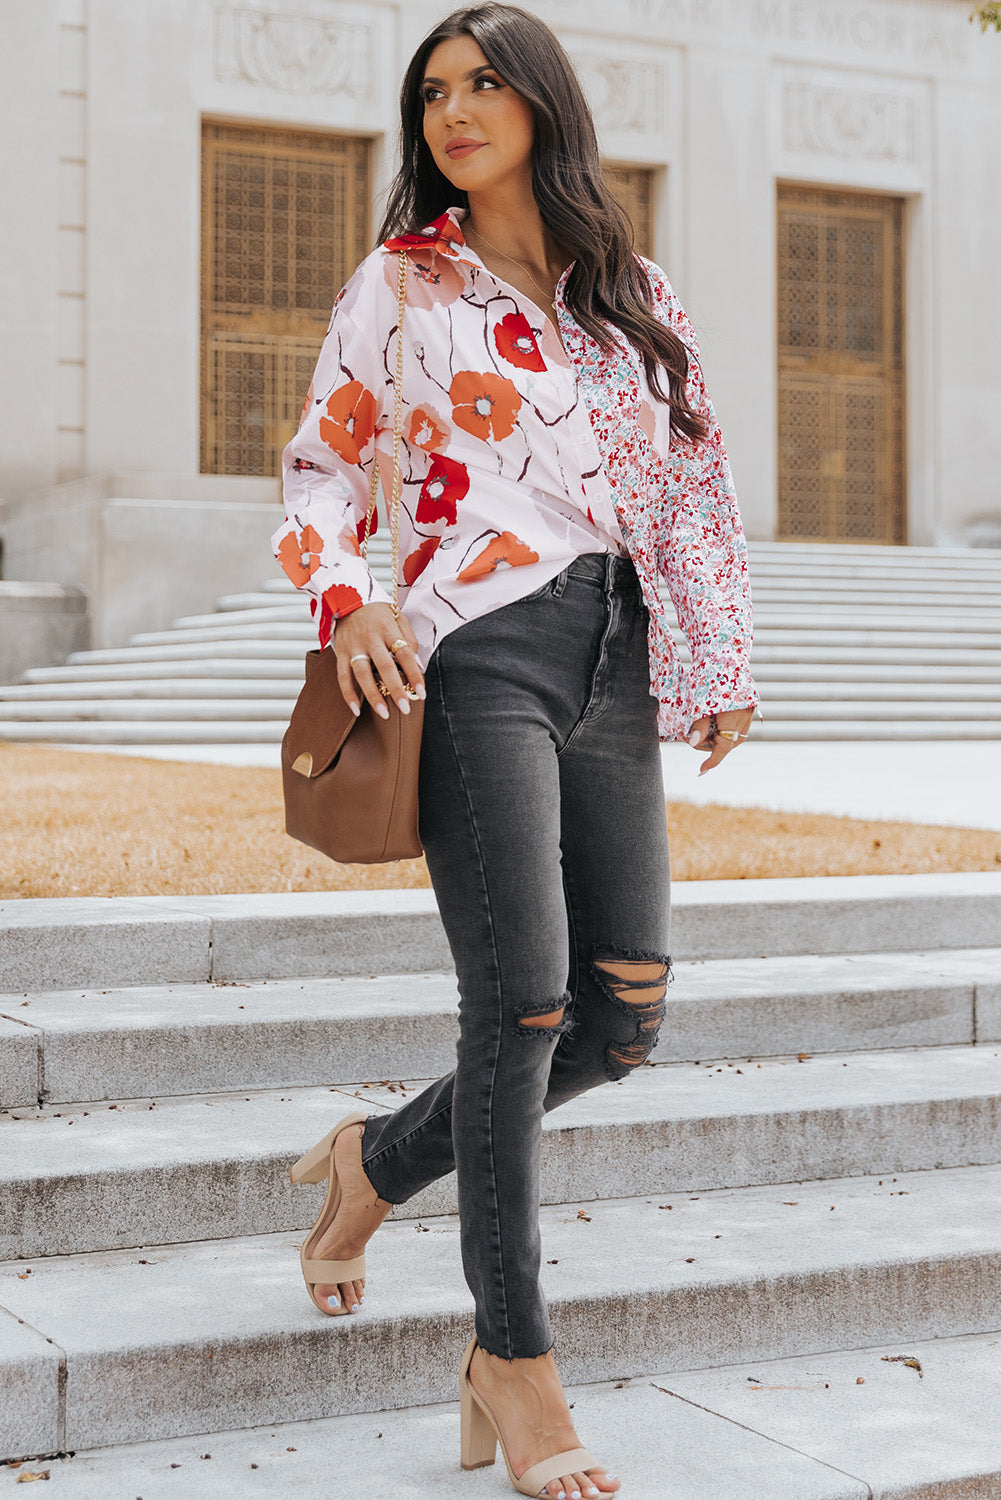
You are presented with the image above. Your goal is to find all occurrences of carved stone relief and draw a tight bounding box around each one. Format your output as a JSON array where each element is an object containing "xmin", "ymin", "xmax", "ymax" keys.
[
  {"xmin": 574, "ymin": 54, "xmax": 666, "ymax": 135},
  {"xmin": 783, "ymin": 82, "xmax": 916, "ymax": 163},
  {"xmin": 214, "ymin": 6, "xmax": 375, "ymax": 97}
]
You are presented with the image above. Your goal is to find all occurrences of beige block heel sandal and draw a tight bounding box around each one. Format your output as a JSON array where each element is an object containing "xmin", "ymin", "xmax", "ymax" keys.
[
  {"xmin": 289, "ymin": 1110, "xmax": 370, "ymax": 1316},
  {"xmin": 459, "ymin": 1336, "xmax": 603, "ymax": 1497}
]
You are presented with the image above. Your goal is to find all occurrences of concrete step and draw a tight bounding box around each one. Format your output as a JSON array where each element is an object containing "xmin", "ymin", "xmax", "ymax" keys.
[
  {"xmin": 2, "ymin": 877, "xmax": 999, "ymax": 990},
  {"xmin": 3, "ymin": 1161, "xmax": 1001, "ymax": 1453},
  {"xmin": 0, "ymin": 681, "xmax": 299, "ymax": 704},
  {"xmin": 749, "ymin": 660, "xmax": 1001, "ymax": 682},
  {"xmin": 7, "ymin": 717, "xmax": 992, "ymax": 742},
  {"xmin": 16, "ymin": 1328, "xmax": 1001, "ymax": 1500},
  {"xmin": 58, "ymin": 640, "xmax": 311, "ymax": 666},
  {"xmin": 128, "ymin": 622, "xmax": 316, "ymax": 645},
  {"xmin": 752, "ymin": 699, "xmax": 1001, "ymax": 719},
  {"xmin": 4, "ymin": 1045, "xmax": 1001, "ymax": 1260},
  {"xmin": 21, "ymin": 658, "xmax": 304, "ymax": 683},
  {"xmin": 733, "ymin": 681, "xmax": 1001, "ymax": 702},
  {"xmin": 747, "ymin": 636, "xmax": 1001, "ymax": 660},
  {"xmin": 751, "ymin": 618, "xmax": 1001, "ymax": 641},
  {"xmin": 172, "ymin": 604, "xmax": 311, "ymax": 629},
  {"xmin": 0, "ymin": 720, "xmax": 288, "ymax": 744},
  {"xmin": 752, "ymin": 578, "xmax": 1001, "ymax": 599},
  {"xmin": 747, "ymin": 719, "xmax": 1001, "ymax": 738},
  {"xmin": 746, "ymin": 539, "xmax": 1001, "ymax": 561},
  {"xmin": 0, "ymin": 697, "xmax": 295, "ymax": 721},
  {"xmin": 3, "ymin": 949, "xmax": 998, "ymax": 1108}
]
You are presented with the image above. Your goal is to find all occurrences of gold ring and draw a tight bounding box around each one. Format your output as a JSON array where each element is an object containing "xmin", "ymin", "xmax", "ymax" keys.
[
  {"xmin": 717, "ymin": 730, "xmax": 749, "ymax": 742},
  {"xmin": 388, "ymin": 639, "xmax": 410, "ymax": 654},
  {"xmin": 349, "ymin": 654, "xmax": 370, "ymax": 666}
]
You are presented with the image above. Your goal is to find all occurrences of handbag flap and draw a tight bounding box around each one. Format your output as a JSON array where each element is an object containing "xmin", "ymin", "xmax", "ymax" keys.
[{"xmin": 284, "ymin": 650, "xmax": 356, "ymax": 778}]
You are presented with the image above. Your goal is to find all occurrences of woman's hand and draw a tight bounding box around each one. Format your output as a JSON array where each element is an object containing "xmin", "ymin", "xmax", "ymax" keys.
[
  {"xmin": 687, "ymin": 706, "xmax": 755, "ymax": 776},
  {"xmin": 333, "ymin": 603, "xmax": 426, "ymax": 720}
]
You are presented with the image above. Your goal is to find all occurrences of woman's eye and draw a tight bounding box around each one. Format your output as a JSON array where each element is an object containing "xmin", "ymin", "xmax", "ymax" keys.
[{"xmin": 475, "ymin": 75, "xmax": 502, "ymax": 89}]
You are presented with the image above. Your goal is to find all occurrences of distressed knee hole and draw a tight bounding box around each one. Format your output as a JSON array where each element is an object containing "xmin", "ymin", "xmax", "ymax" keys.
[
  {"xmin": 591, "ymin": 951, "xmax": 672, "ymax": 1073},
  {"xmin": 519, "ymin": 1006, "xmax": 565, "ymax": 1029},
  {"xmin": 515, "ymin": 991, "xmax": 571, "ymax": 1037}
]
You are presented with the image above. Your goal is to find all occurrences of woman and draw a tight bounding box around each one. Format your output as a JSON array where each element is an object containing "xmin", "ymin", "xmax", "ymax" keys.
[{"xmin": 274, "ymin": 6, "xmax": 759, "ymax": 1496}]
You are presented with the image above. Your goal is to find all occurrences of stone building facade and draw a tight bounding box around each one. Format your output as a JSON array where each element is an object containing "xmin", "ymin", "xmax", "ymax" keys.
[{"xmin": 1, "ymin": 0, "xmax": 999, "ymax": 650}]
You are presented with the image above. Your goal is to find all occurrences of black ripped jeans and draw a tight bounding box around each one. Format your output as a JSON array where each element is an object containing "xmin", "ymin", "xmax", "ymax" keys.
[{"xmin": 359, "ymin": 552, "xmax": 672, "ymax": 1359}]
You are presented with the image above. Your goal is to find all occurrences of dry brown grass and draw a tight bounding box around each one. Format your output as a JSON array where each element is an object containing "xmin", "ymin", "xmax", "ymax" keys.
[{"xmin": 1, "ymin": 744, "xmax": 999, "ymax": 900}]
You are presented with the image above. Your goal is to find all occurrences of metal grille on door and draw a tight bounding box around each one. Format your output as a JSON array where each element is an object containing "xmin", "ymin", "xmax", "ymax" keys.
[
  {"xmin": 777, "ymin": 184, "xmax": 905, "ymax": 544},
  {"xmin": 603, "ymin": 164, "xmax": 655, "ymax": 259},
  {"xmin": 200, "ymin": 122, "xmax": 371, "ymax": 477}
]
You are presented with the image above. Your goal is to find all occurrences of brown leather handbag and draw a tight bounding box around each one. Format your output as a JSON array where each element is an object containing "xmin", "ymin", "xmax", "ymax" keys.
[{"xmin": 281, "ymin": 251, "xmax": 424, "ymax": 863}]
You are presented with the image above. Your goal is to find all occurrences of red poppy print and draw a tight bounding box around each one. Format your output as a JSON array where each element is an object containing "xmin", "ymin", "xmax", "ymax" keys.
[
  {"xmin": 406, "ymin": 405, "xmax": 450, "ymax": 453},
  {"xmin": 458, "ymin": 531, "xmax": 540, "ymax": 583},
  {"xmin": 338, "ymin": 523, "xmax": 363, "ymax": 558},
  {"xmin": 450, "ymin": 371, "xmax": 522, "ymax": 442},
  {"xmin": 298, "ymin": 379, "xmax": 315, "ymax": 429},
  {"xmin": 403, "ymin": 535, "xmax": 441, "ymax": 585},
  {"xmin": 384, "ymin": 211, "xmax": 463, "ymax": 259},
  {"xmin": 319, "ymin": 380, "xmax": 376, "ymax": 466},
  {"xmin": 416, "ymin": 455, "xmax": 470, "ymax": 526},
  {"xmin": 276, "ymin": 525, "xmax": 324, "ymax": 588},
  {"xmin": 493, "ymin": 313, "xmax": 546, "ymax": 372},
  {"xmin": 317, "ymin": 582, "xmax": 364, "ymax": 650}
]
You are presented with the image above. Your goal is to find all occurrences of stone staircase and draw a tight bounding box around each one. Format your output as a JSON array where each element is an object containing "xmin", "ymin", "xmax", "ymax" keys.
[
  {"xmin": 1, "ymin": 541, "xmax": 1000, "ymax": 745},
  {"xmin": 3, "ymin": 872, "xmax": 1001, "ymax": 1496}
]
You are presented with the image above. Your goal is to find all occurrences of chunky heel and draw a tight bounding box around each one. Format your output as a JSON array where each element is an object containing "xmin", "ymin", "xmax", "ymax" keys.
[
  {"xmin": 290, "ymin": 1111, "xmax": 370, "ymax": 1314},
  {"xmin": 289, "ymin": 1126, "xmax": 339, "ymax": 1186},
  {"xmin": 459, "ymin": 1337, "xmax": 497, "ymax": 1470},
  {"xmin": 458, "ymin": 1335, "xmax": 604, "ymax": 1496}
]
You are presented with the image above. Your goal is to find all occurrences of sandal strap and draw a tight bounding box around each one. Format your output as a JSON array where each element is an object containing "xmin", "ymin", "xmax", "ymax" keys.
[
  {"xmin": 302, "ymin": 1254, "xmax": 365, "ymax": 1281},
  {"xmin": 519, "ymin": 1448, "xmax": 600, "ymax": 1496}
]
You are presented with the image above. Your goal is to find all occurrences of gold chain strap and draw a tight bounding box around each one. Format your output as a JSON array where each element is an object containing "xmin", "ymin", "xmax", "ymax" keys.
[{"xmin": 360, "ymin": 249, "xmax": 408, "ymax": 619}]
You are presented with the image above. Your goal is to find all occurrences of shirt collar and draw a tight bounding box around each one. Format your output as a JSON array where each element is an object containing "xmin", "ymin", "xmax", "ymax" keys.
[{"xmin": 383, "ymin": 206, "xmax": 574, "ymax": 310}]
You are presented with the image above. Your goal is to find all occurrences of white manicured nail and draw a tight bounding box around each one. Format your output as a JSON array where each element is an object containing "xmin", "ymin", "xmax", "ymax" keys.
[
  {"xmin": 376, "ymin": 703, "xmax": 389, "ymax": 720},
  {"xmin": 350, "ymin": 701, "xmax": 361, "ymax": 717},
  {"xmin": 398, "ymin": 697, "xmax": 410, "ymax": 715}
]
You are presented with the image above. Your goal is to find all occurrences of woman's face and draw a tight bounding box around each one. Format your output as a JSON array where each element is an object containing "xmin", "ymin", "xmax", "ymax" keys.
[{"xmin": 421, "ymin": 35, "xmax": 535, "ymax": 197}]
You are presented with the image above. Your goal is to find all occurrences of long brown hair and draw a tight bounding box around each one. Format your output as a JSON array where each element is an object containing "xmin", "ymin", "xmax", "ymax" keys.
[{"xmin": 378, "ymin": 3, "xmax": 707, "ymax": 443}]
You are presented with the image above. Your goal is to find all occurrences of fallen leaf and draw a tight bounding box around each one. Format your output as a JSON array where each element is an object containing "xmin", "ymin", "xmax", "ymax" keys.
[
  {"xmin": 15, "ymin": 1473, "xmax": 50, "ymax": 1483},
  {"xmin": 577, "ymin": 1210, "xmax": 592, "ymax": 1222},
  {"xmin": 881, "ymin": 1355, "xmax": 923, "ymax": 1378}
]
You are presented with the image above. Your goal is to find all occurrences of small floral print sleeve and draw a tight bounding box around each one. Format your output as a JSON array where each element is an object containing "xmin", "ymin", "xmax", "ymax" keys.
[
  {"xmin": 271, "ymin": 271, "xmax": 394, "ymax": 649},
  {"xmin": 642, "ymin": 259, "xmax": 759, "ymax": 728}
]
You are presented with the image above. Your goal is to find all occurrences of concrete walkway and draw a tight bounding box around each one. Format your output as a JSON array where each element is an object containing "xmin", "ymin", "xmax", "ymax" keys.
[{"xmin": 66, "ymin": 739, "xmax": 1001, "ymax": 830}]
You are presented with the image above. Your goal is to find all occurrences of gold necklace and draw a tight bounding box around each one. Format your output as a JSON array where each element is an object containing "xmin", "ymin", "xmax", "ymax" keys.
[{"xmin": 466, "ymin": 224, "xmax": 559, "ymax": 311}]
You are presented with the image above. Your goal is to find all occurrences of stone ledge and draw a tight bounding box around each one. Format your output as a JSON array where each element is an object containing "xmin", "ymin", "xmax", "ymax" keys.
[
  {"xmin": 1, "ymin": 949, "xmax": 993, "ymax": 1106},
  {"xmin": 3, "ymin": 875, "xmax": 1001, "ymax": 989},
  {"xmin": 3, "ymin": 1163, "xmax": 1001, "ymax": 1450},
  {"xmin": 0, "ymin": 1308, "xmax": 61, "ymax": 1463},
  {"xmin": 3, "ymin": 1045, "xmax": 1001, "ymax": 1259}
]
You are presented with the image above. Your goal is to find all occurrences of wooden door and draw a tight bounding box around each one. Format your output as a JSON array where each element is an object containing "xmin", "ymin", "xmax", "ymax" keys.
[
  {"xmin": 200, "ymin": 121, "xmax": 371, "ymax": 477},
  {"xmin": 777, "ymin": 184, "xmax": 905, "ymax": 543},
  {"xmin": 604, "ymin": 163, "xmax": 655, "ymax": 258}
]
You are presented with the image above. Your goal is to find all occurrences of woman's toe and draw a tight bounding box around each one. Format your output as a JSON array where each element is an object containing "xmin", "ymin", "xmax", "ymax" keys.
[{"xmin": 316, "ymin": 1284, "xmax": 340, "ymax": 1312}]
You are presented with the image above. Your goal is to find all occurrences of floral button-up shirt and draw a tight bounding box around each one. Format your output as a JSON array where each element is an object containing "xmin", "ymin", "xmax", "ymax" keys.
[{"xmin": 272, "ymin": 207, "xmax": 758, "ymax": 740}]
